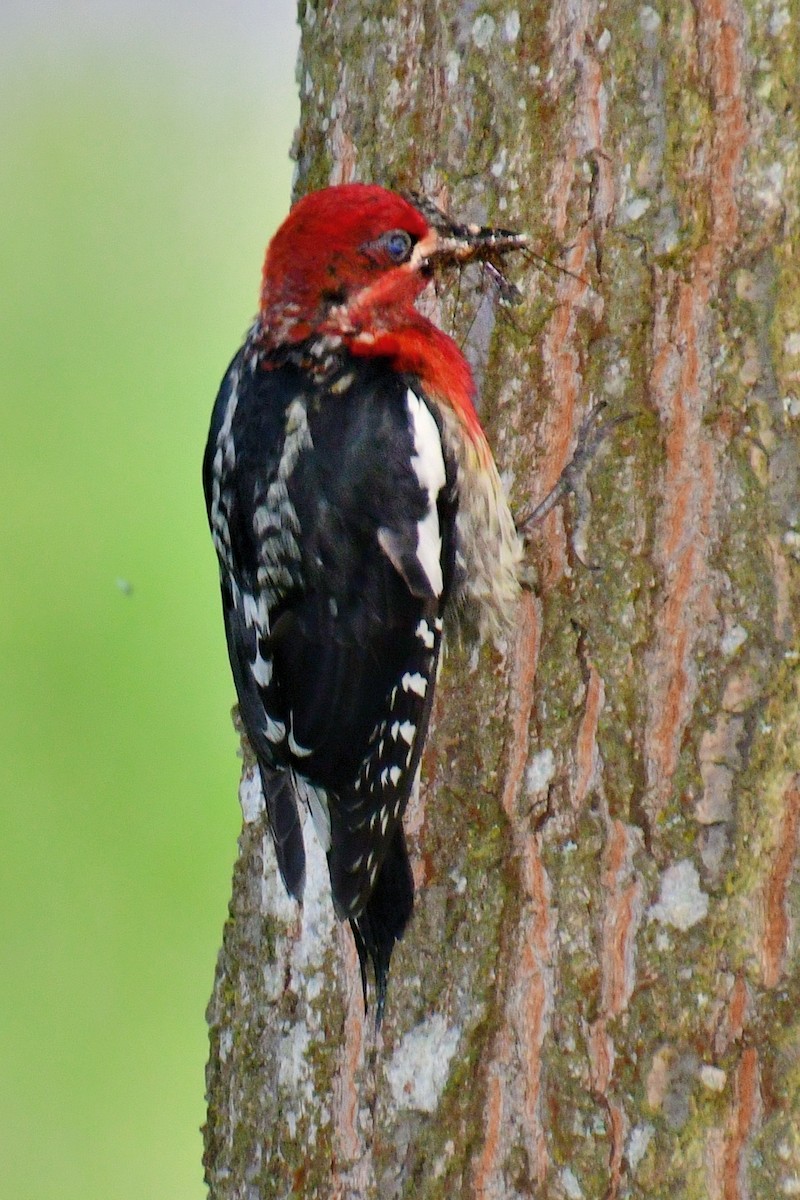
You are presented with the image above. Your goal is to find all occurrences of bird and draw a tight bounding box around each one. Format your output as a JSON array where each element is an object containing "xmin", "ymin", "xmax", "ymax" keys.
[{"xmin": 204, "ymin": 182, "xmax": 526, "ymax": 1021}]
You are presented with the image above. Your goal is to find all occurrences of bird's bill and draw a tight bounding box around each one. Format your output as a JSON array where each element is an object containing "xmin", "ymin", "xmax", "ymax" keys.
[{"xmin": 405, "ymin": 190, "xmax": 528, "ymax": 267}]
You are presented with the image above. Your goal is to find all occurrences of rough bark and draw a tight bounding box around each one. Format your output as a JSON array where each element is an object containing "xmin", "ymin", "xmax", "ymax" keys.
[{"xmin": 204, "ymin": 2, "xmax": 800, "ymax": 1197}]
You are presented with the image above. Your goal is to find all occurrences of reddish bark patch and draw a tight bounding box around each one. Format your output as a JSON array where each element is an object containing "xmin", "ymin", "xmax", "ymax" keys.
[
  {"xmin": 473, "ymin": 1059, "xmax": 507, "ymax": 1200},
  {"xmin": 474, "ymin": 594, "xmax": 554, "ymax": 1192},
  {"xmin": 722, "ymin": 1048, "xmax": 762, "ymax": 1200},
  {"xmin": 574, "ymin": 664, "xmax": 605, "ymax": 812},
  {"xmin": 331, "ymin": 929, "xmax": 369, "ymax": 1197},
  {"xmin": 761, "ymin": 776, "xmax": 800, "ymax": 989},
  {"xmin": 589, "ymin": 819, "xmax": 643, "ymax": 1197}
]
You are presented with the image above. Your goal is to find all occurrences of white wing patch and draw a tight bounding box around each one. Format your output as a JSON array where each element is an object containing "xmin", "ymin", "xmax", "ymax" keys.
[
  {"xmin": 288, "ymin": 717, "xmax": 313, "ymax": 758},
  {"xmin": 263, "ymin": 715, "xmax": 286, "ymax": 743},
  {"xmin": 390, "ymin": 719, "xmax": 416, "ymax": 745},
  {"xmin": 406, "ymin": 390, "xmax": 446, "ymax": 597},
  {"xmin": 250, "ymin": 648, "xmax": 272, "ymax": 687},
  {"xmin": 209, "ymin": 364, "xmax": 240, "ymax": 572},
  {"xmin": 401, "ymin": 671, "xmax": 428, "ymax": 698},
  {"xmin": 415, "ymin": 618, "xmax": 435, "ymax": 649}
]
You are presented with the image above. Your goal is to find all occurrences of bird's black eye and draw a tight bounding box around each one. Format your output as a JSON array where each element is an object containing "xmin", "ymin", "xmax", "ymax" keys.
[{"xmin": 382, "ymin": 229, "xmax": 414, "ymax": 263}]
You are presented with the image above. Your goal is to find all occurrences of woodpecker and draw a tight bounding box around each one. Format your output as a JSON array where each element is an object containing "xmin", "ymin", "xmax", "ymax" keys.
[{"xmin": 204, "ymin": 183, "xmax": 526, "ymax": 1021}]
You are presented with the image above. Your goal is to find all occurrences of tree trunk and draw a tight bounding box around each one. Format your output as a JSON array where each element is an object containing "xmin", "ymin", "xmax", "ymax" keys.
[{"xmin": 204, "ymin": 2, "xmax": 800, "ymax": 1197}]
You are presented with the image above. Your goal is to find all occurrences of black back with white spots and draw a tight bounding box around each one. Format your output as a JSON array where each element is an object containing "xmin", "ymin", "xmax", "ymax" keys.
[{"xmin": 203, "ymin": 344, "xmax": 457, "ymax": 1015}]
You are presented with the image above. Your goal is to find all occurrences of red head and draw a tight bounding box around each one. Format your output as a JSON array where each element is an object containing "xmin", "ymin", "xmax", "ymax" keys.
[
  {"xmin": 260, "ymin": 184, "xmax": 431, "ymax": 338},
  {"xmin": 258, "ymin": 183, "xmax": 526, "ymax": 450}
]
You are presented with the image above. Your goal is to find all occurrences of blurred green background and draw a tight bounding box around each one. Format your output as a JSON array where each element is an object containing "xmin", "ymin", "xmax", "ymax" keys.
[{"xmin": 0, "ymin": 3, "xmax": 298, "ymax": 1196}]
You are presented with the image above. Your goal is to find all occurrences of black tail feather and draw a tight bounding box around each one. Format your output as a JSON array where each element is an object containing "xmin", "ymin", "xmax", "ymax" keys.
[
  {"xmin": 259, "ymin": 764, "xmax": 306, "ymax": 900},
  {"xmin": 349, "ymin": 825, "xmax": 414, "ymax": 1026}
]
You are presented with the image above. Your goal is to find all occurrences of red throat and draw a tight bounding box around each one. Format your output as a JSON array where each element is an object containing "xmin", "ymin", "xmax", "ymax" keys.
[{"xmin": 345, "ymin": 315, "xmax": 489, "ymax": 457}]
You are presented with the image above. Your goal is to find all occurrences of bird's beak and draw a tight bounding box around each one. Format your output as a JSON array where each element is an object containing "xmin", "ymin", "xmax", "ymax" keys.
[
  {"xmin": 406, "ymin": 192, "xmax": 528, "ymax": 269},
  {"xmin": 429, "ymin": 224, "xmax": 529, "ymax": 265}
]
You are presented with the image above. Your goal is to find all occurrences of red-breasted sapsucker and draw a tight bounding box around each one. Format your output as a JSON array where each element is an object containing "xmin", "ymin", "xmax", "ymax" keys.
[{"xmin": 204, "ymin": 183, "xmax": 526, "ymax": 1020}]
